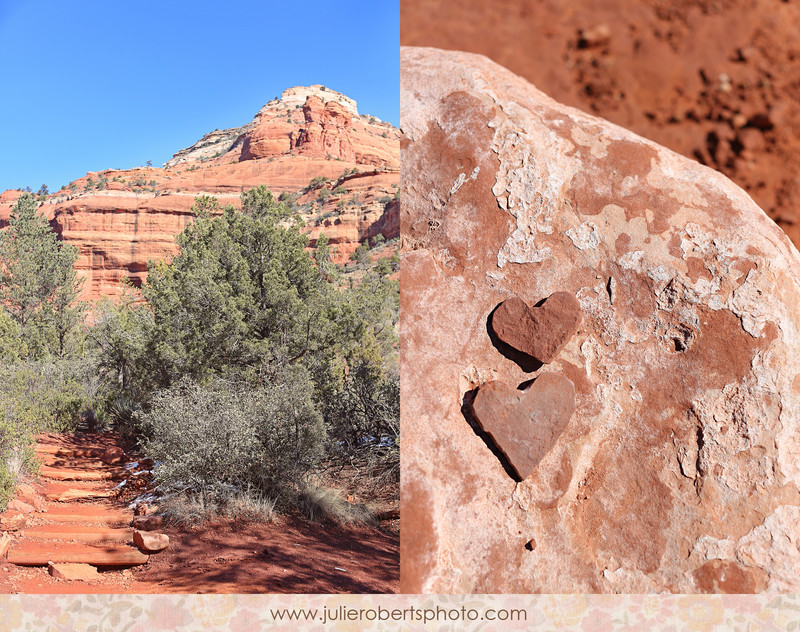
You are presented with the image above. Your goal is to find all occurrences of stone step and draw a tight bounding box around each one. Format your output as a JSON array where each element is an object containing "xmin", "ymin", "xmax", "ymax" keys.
[
  {"xmin": 8, "ymin": 542, "xmax": 149, "ymax": 566},
  {"xmin": 46, "ymin": 488, "xmax": 116, "ymax": 502},
  {"xmin": 40, "ymin": 467, "xmax": 125, "ymax": 482},
  {"xmin": 38, "ymin": 457, "xmax": 109, "ymax": 469},
  {"xmin": 39, "ymin": 508, "xmax": 132, "ymax": 526},
  {"xmin": 23, "ymin": 525, "xmax": 133, "ymax": 543},
  {"xmin": 35, "ymin": 447, "xmax": 106, "ymax": 459}
]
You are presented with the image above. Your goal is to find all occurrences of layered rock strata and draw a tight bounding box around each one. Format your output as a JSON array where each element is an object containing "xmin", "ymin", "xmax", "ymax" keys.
[
  {"xmin": 400, "ymin": 47, "xmax": 800, "ymax": 593},
  {"xmin": 1, "ymin": 85, "xmax": 399, "ymax": 300}
]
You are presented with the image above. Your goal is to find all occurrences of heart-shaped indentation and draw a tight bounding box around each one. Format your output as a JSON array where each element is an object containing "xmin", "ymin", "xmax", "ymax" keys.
[
  {"xmin": 491, "ymin": 292, "xmax": 582, "ymax": 364},
  {"xmin": 470, "ymin": 373, "xmax": 575, "ymax": 480}
]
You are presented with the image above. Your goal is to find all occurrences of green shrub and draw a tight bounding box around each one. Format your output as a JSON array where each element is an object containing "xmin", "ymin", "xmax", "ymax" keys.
[
  {"xmin": 141, "ymin": 369, "xmax": 325, "ymax": 501},
  {"xmin": 307, "ymin": 176, "xmax": 328, "ymax": 189}
]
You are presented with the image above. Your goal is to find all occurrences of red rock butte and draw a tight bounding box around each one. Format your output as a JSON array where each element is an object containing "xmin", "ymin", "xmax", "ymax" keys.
[{"xmin": 0, "ymin": 85, "xmax": 400, "ymax": 301}]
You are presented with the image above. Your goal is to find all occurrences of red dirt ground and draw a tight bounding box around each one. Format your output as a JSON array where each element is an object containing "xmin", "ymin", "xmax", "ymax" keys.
[
  {"xmin": 0, "ymin": 432, "xmax": 398, "ymax": 594},
  {"xmin": 402, "ymin": 0, "xmax": 800, "ymax": 247}
]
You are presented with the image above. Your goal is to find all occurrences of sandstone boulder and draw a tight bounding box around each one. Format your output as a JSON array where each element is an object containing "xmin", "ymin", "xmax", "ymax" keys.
[
  {"xmin": 400, "ymin": 47, "xmax": 800, "ymax": 593},
  {"xmin": 133, "ymin": 530, "xmax": 169, "ymax": 553}
]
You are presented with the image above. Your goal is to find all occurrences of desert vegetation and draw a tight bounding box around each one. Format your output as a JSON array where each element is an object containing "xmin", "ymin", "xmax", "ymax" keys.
[{"xmin": 0, "ymin": 187, "xmax": 399, "ymax": 524}]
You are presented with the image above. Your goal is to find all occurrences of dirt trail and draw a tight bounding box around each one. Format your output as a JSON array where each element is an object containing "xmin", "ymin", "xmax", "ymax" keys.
[{"xmin": 0, "ymin": 431, "xmax": 399, "ymax": 593}]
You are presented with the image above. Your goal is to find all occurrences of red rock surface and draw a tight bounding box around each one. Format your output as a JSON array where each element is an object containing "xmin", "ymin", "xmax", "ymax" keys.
[
  {"xmin": 491, "ymin": 293, "xmax": 582, "ymax": 364},
  {"xmin": 401, "ymin": 47, "xmax": 800, "ymax": 593},
  {"xmin": 470, "ymin": 374, "xmax": 576, "ymax": 480},
  {"xmin": 0, "ymin": 86, "xmax": 399, "ymax": 301},
  {"xmin": 402, "ymin": 0, "xmax": 800, "ymax": 249}
]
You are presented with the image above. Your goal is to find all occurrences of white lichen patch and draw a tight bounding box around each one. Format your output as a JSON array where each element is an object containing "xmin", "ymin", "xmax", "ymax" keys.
[
  {"xmin": 736, "ymin": 505, "xmax": 800, "ymax": 591},
  {"xmin": 618, "ymin": 250, "xmax": 645, "ymax": 271},
  {"xmin": 490, "ymin": 115, "xmax": 573, "ymax": 267},
  {"xmin": 449, "ymin": 166, "xmax": 480, "ymax": 196},
  {"xmin": 566, "ymin": 222, "xmax": 600, "ymax": 250},
  {"xmin": 693, "ymin": 535, "xmax": 736, "ymax": 560}
]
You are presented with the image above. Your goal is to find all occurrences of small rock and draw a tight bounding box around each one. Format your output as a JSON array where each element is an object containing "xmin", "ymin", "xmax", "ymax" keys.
[
  {"xmin": 0, "ymin": 512, "xmax": 26, "ymax": 531},
  {"xmin": 100, "ymin": 447, "xmax": 125, "ymax": 465},
  {"xmin": 14, "ymin": 484, "xmax": 46, "ymax": 511},
  {"xmin": 131, "ymin": 515, "xmax": 163, "ymax": 531},
  {"xmin": 0, "ymin": 533, "xmax": 11, "ymax": 558},
  {"xmin": 731, "ymin": 113, "xmax": 748, "ymax": 129},
  {"xmin": 133, "ymin": 530, "xmax": 169, "ymax": 552},
  {"xmin": 6, "ymin": 499, "xmax": 33, "ymax": 515},
  {"xmin": 138, "ymin": 458, "xmax": 155, "ymax": 469},
  {"xmin": 48, "ymin": 562, "xmax": 100, "ymax": 581},
  {"xmin": 134, "ymin": 503, "xmax": 149, "ymax": 516},
  {"xmin": 577, "ymin": 24, "xmax": 611, "ymax": 49}
]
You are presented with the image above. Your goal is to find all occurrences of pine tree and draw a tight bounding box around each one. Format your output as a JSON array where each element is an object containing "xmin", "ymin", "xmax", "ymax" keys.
[{"xmin": 0, "ymin": 193, "xmax": 84, "ymax": 358}]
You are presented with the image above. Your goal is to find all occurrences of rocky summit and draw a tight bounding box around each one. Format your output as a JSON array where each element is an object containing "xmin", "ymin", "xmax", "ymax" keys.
[
  {"xmin": 0, "ymin": 85, "xmax": 399, "ymax": 301},
  {"xmin": 400, "ymin": 47, "xmax": 800, "ymax": 593}
]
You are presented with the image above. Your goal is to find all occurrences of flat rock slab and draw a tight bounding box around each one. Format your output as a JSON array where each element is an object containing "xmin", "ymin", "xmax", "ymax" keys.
[
  {"xmin": 42, "ymin": 510, "xmax": 132, "ymax": 526},
  {"xmin": 46, "ymin": 489, "xmax": 115, "ymax": 502},
  {"xmin": 491, "ymin": 293, "xmax": 582, "ymax": 364},
  {"xmin": 35, "ymin": 447, "xmax": 106, "ymax": 459},
  {"xmin": 471, "ymin": 374, "xmax": 576, "ymax": 480},
  {"xmin": 8, "ymin": 542, "xmax": 149, "ymax": 566},
  {"xmin": 24, "ymin": 525, "xmax": 133, "ymax": 543},
  {"xmin": 40, "ymin": 467, "xmax": 125, "ymax": 482},
  {"xmin": 48, "ymin": 562, "xmax": 100, "ymax": 581}
]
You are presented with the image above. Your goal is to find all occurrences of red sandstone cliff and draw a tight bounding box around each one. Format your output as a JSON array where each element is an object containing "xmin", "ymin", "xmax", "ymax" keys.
[{"xmin": 0, "ymin": 86, "xmax": 399, "ymax": 301}]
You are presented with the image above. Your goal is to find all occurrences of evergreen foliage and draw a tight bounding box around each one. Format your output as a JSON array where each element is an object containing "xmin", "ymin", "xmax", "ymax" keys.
[
  {"xmin": 0, "ymin": 186, "xmax": 398, "ymax": 518},
  {"xmin": 0, "ymin": 193, "xmax": 84, "ymax": 359}
]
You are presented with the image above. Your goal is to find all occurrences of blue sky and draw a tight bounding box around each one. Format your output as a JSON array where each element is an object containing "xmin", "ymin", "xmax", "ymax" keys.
[{"xmin": 0, "ymin": 0, "xmax": 399, "ymax": 193}]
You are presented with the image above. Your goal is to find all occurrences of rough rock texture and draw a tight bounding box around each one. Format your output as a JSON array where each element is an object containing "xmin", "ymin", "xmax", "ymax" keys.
[
  {"xmin": 491, "ymin": 292, "xmax": 582, "ymax": 364},
  {"xmin": 0, "ymin": 86, "xmax": 399, "ymax": 301},
  {"xmin": 402, "ymin": 0, "xmax": 800, "ymax": 250},
  {"xmin": 400, "ymin": 47, "xmax": 800, "ymax": 594}
]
